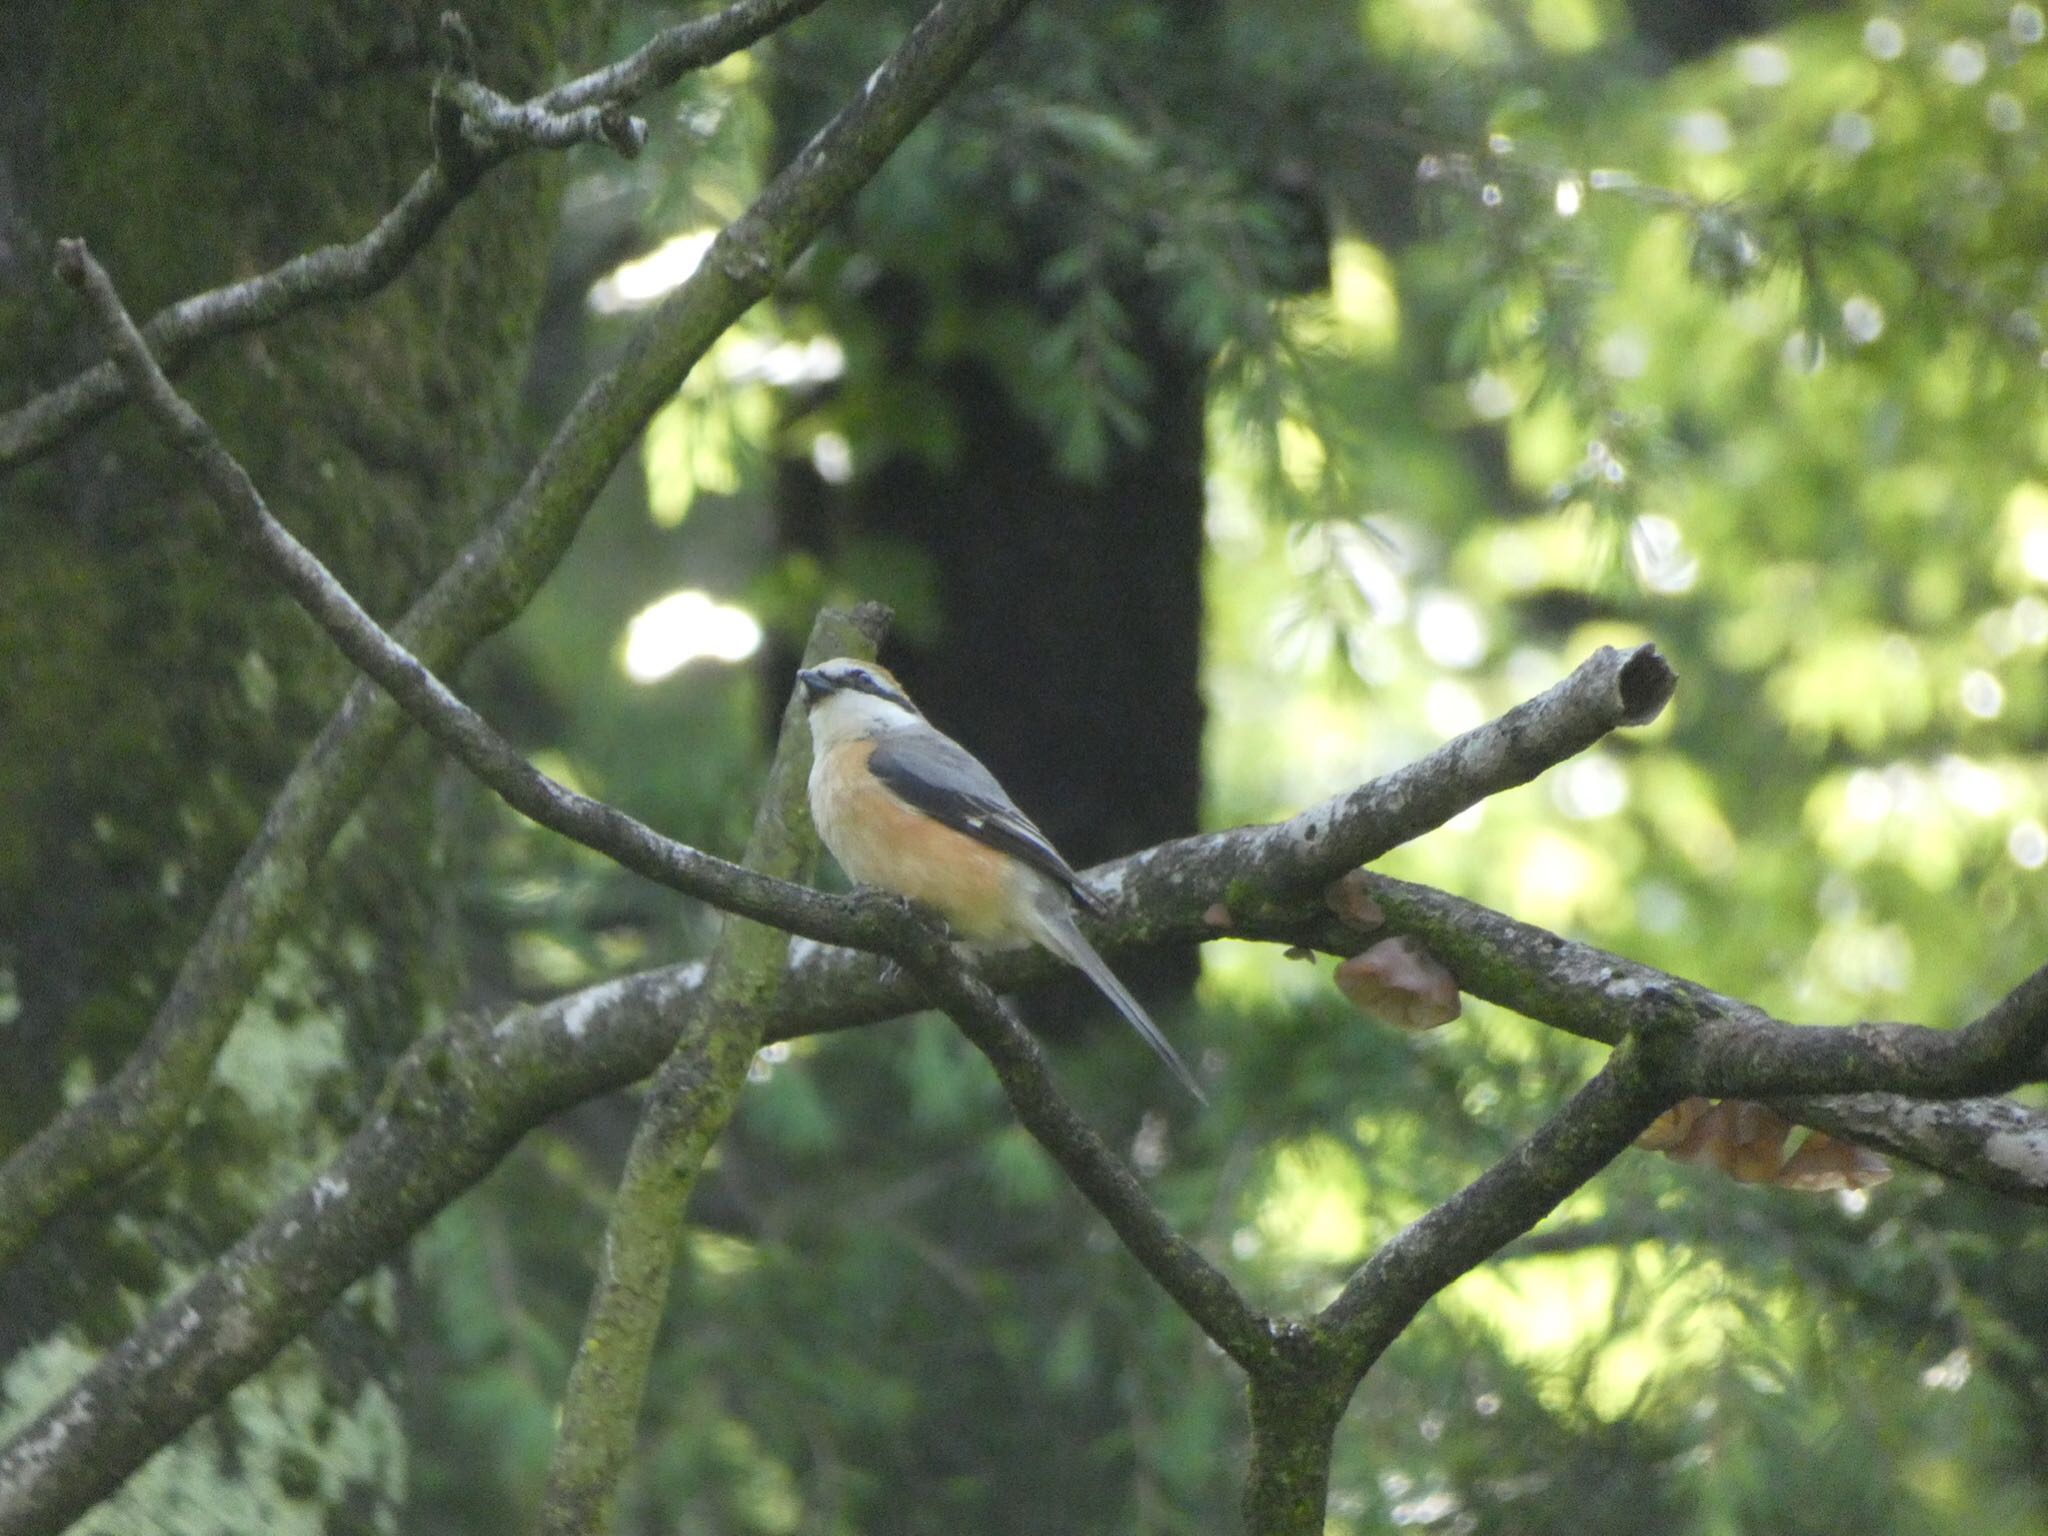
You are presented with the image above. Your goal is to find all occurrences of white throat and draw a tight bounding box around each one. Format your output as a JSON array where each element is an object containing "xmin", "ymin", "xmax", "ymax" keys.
[{"xmin": 807, "ymin": 689, "xmax": 921, "ymax": 752}]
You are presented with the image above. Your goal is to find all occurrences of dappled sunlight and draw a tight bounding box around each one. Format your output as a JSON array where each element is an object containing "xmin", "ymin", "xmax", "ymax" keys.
[
  {"xmin": 1769, "ymin": 629, "xmax": 1933, "ymax": 749},
  {"xmin": 1806, "ymin": 755, "xmax": 2037, "ymax": 890},
  {"xmin": 1326, "ymin": 239, "xmax": 1402, "ymax": 355},
  {"xmin": 1507, "ymin": 828, "xmax": 1627, "ymax": 929},
  {"xmin": 1449, "ymin": 1247, "xmax": 1751, "ymax": 1420},
  {"xmin": 1999, "ymin": 479, "xmax": 2048, "ymax": 584},
  {"xmin": 639, "ymin": 329, "xmax": 784, "ymax": 525},
  {"xmin": 586, "ymin": 230, "xmax": 718, "ymax": 314},
  {"xmin": 619, "ymin": 590, "xmax": 762, "ymax": 683},
  {"xmin": 1249, "ymin": 1134, "xmax": 1373, "ymax": 1268},
  {"xmin": 1197, "ymin": 939, "xmax": 1335, "ymax": 1016}
]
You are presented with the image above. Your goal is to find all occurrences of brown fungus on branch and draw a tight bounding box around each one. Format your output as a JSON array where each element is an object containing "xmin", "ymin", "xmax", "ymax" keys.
[
  {"xmin": 1335, "ymin": 937, "xmax": 1462, "ymax": 1031},
  {"xmin": 1773, "ymin": 1130, "xmax": 1893, "ymax": 1192},
  {"xmin": 1323, "ymin": 869, "xmax": 1385, "ymax": 932},
  {"xmin": 1638, "ymin": 1099, "xmax": 1891, "ymax": 1193}
]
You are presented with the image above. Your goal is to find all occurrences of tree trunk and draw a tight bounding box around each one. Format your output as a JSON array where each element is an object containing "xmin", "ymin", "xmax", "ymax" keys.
[
  {"xmin": 775, "ymin": 261, "xmax": 1210, "ymax": 970},
  {"xmin": 0, "ymin": 2, "xmax": 598, "ymax": 1529},
  {"xmin": 768, "ymin": 1, "xmax": 1241, "ymax": 1028},
  {"xmin": 1241, "ymin": 1376, "xmax": 1345, "ymax": 1536}
]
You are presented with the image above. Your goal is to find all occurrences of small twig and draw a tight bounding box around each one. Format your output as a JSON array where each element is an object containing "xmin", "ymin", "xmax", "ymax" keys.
[{"xmin": 439, "ymin": 76, "xmax": 651, "ymax": 159}]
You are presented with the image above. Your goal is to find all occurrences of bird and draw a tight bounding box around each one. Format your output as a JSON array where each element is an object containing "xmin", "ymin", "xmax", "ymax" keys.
[{"xmin": 799, "ymin": 657, "xmax": 1206, "ymax": 1102}]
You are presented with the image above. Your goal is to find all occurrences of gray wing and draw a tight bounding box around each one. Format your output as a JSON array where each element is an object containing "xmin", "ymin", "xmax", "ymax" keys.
[{"xmin": 867, "ymin": 731, "xmax": 1104, "ymax": 914}]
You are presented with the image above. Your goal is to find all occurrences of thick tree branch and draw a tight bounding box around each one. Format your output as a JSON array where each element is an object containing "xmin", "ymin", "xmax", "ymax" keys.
[
  {"xmin": 1241, "ymin": 1369, "xmax": 1349, "ymax": 1536},
  {"xmin": 1094, "ymin": 643, "xmax": 1676, "ymax": 933},
  {"xmin": 1360, "ymin": 875, "xmax": 2048, "ymax": 1103},
  {"xmin": 0, "ymin": 974, "xmax": 707, "ymax": 1536},
  {"xmin": 0, "ymin": 0, "xmax": 1030, "ymax": 1277},
  {"xmin": 0, "ymin": 0, "xmax": 831, "ymax": 469},
  {"xmin": 537, "ymin": 606, "xmax": 883, "ymax": 1536}
]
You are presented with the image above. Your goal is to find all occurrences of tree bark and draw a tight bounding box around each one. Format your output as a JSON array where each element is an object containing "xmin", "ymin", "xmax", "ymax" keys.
[
  {"xmin": 0, "ymin": 2, "xmax": 599, "ymax": 1529},
  {"xmin": 1241, "ymin": 1374, "xmax": 1346, "ymax": 1536}
]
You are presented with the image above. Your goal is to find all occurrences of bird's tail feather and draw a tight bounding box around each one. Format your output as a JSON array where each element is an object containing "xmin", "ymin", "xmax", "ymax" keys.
[{"xmin": 1033, "ymin": 911, "xmax": 1207, "ymax": 1105}]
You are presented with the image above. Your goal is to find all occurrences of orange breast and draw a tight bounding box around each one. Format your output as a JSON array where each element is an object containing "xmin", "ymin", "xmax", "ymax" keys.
[{"xmin": 813, "ymin": 739, "xmax": 1028, "ymax": 940}]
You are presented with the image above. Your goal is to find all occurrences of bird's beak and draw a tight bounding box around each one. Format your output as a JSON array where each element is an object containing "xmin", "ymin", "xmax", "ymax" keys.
[{"xmin": 797, "ymin": 668, "xmax": 831, "ymax": 704}]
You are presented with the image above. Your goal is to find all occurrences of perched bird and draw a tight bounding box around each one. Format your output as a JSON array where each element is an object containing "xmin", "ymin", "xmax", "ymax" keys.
[{"xmin": 799, "ymin": 657, "xmax": 1205, "ymax": 1102}]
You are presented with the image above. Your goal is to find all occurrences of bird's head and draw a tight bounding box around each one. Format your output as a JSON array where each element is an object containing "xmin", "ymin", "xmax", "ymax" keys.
[{"xmin": 798, "ymin": 657, "xmax": 921, "ymax": 741}]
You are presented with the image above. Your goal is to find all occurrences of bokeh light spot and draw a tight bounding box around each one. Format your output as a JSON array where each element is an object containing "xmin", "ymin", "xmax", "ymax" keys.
[{"xmin": 621, "ymin": 590, "xmax": 763, "ymax": 682}]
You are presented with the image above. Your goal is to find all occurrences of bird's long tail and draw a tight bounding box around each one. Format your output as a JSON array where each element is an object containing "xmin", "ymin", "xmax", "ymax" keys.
[{"xmin": 1031, "ymin": 909, "xmax": 1207, "ymax": 1104}]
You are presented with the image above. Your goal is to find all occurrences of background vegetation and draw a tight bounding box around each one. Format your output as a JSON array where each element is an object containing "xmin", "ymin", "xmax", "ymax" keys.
[
  {"xmin": 6, "ymin": 0, "xmax": 2047, "ymax": 1532},
  {"xmin": 445, "ymin": 2, "xmax": 2048, "ymax": 1530}
]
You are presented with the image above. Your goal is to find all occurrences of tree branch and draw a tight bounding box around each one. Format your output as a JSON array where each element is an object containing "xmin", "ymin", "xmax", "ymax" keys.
[
  {"xmin": 0, "ymin": 0, "xmax": 1031, "ymax": 1277},
  {"xmin": 537, "ymin": 606, "xmax": 884, "ymax": 1536},
  {"xmin": 905, "ymin": 939, "xmax": 1279, "ymax": 1372},
  {"xmin": 1359, "ymin": 875, "xmax": 2048, "ymax": 1103},
  {"xmin": 0, "ymin": 0, "xmax": 832, "ymax": 469},
  {"xmin": 1095, "ymin": 643, "xmax": 1676, "ymax": 932},
  {"xmin": 439, "ymin": 76, "xmax": 651, "ymax": 159}
]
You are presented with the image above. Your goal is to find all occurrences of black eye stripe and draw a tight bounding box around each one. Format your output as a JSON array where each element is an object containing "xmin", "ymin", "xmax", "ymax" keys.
[
  {"xmin": 833, "ymin": 671, "xmax": 910, "ymax": 709},
  {"xmin": 848, "ymin": 674, "xmax": 910, "ymax": 708}
]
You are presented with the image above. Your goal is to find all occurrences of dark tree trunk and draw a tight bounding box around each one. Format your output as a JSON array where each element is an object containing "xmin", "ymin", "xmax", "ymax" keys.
[
  {"xmin": 767, "ymin": 1, "xmax": 1254, "ymax": 1034},
  {"xmin": 775, "ymin": 264, "xmax": 1209, "ymax": 916}
]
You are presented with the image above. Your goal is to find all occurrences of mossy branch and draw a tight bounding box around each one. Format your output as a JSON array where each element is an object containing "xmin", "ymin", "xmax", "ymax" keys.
[{"xmin": 536, "ymin": 605, "xmax": 886, "ymax": 1536}]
